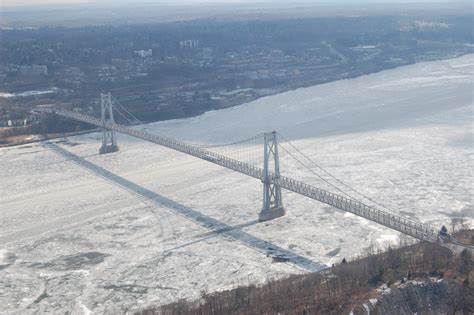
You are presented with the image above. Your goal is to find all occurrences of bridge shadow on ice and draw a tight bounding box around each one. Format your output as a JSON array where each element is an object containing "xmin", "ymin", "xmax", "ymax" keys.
[{"xmin": 44, "ymin": 141, "xmax": 325, "ymax": 272}]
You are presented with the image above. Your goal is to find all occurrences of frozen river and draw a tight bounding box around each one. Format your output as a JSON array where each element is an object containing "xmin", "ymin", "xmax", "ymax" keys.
[{"xmin": 0, "ymin": 55, "xmax": 473, "ymax": 314}]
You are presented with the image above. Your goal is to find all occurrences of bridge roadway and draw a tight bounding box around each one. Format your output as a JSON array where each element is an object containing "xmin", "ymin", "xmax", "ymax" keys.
[{"xmin": 51, "ymin": 109, "xmax": 461, "ymax": 245}]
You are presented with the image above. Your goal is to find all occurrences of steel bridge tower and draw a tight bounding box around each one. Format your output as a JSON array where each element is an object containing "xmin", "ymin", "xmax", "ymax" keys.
[
  {"xmin": 259, "ymin": 131, "xmax": 285, "ymax": 222},
  {"xmin": 99, "ymin": 92, "xmax": 119, "ymax": 154}
]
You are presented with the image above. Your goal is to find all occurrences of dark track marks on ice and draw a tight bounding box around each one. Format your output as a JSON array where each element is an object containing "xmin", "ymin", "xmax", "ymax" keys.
[{"xmin": 44, "ymin": 141, "xmax": 325, "ymax": 272}]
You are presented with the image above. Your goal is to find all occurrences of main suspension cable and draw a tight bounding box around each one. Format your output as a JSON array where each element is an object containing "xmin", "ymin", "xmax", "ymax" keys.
[
  {"xmin": 110, "ymin": 95, "xmax": 265, "ymax": 150},
  {"xmin": 193, "ymin": 133, "xmax": 265, "ymax": 149},
  {"xmin": 279, "ymin": 144, "xmax": 356, "ymax": 200},
  {"xmin": 278, "ymin": 132, "xmax": 397, "ymax": 214},
  {"xmin": 111, "ymin": 95, "xmax": 142, "ymax": 125}
]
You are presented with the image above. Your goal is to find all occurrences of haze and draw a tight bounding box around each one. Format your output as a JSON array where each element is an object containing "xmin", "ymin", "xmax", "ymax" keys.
[{"xmin": 1, "ymin": 0, "xmax": 462, "ymax": 8}]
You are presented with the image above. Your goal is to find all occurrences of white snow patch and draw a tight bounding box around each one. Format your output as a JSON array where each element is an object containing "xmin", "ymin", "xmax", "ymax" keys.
[
  {"xmin": 79, "ymin": 302, "xmax": 92, "ymax": 315},
  {"xmin": 0, "ymin": 88, "xmax": 58, "ymax": 99},
  {"xmin": 397, "ymin": 280, "xmax": 427, "ymax": 289},
  {"xmin": 376, "ymin": 234, "xmax": 398, "ymax": 248},
  {"xmin": 73, "ymin": 301, "xmax": 93, "ymax": 315},
  {"xmin": 377, "ymin": 284, "xmax": 392, "ymax": 295},
  {"xmin": 0, "ymin": 249, "xmax": 7, "ymax": 263},
  {"xmin": 429, "ymin": 276, "xmax": 444, "ymax": 283},
  {"xmin": 362, "ymin": 303, "xmax": 370, "ymax": 314},
  {"xmin": 369, "ymin": 298, "xmax": 378, "ymax": 306}
]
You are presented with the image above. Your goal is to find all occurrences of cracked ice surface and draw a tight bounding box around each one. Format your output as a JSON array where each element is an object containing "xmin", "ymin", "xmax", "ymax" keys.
[{"xmin": 0, "ymin": 55, "xmax": 473, "ymax": 314}]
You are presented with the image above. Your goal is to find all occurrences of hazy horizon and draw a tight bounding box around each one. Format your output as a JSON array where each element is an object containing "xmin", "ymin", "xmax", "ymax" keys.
[
  {"xmin": 1, "ymin": 0, "xmax": 471, "ymax": 28},
  {"xmin": 2, "ymin": 0, "xmax": 468, "ymax": 9}
]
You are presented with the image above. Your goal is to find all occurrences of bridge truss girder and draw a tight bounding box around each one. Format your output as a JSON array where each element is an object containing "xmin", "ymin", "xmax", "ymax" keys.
[{"xmin": 48, "ymin": 102, "xmax": 474, "ymax": 251}]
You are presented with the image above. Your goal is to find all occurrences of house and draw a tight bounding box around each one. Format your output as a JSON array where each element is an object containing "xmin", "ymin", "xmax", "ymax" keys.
[{"xmin": 7, "ymin": 119, "xmax": 27, "ymax": 127}]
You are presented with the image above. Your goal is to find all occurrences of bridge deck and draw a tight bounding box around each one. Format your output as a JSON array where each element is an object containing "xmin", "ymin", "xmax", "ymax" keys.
[{"xmin": 51, "ymin": 109, "xmax": 468, "ymax": 247}]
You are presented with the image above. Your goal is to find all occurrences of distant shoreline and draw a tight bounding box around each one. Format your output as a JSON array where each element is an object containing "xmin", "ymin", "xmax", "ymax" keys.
[
  {"xmin": 0, "ymin": 129, "xmax": 99, "ymax": 148},
  {"xmin": 1, "ymin": 53, "xmax": 472, "ymax": 149}
]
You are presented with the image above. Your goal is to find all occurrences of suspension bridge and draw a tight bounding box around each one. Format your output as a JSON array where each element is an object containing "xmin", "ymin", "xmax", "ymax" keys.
[{"xmin": 42, "ymin": 93, "xmax": 473, "ymax": 252}]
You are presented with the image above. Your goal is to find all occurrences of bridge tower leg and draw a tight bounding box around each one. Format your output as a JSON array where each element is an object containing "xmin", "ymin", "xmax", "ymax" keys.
[
  {"xmin": 259, "ymin": 131, "xmax": 285, "ymax": 222},
  {"xmin": 99, "ymin": 92, "xmax": 119, "ymax": 154}
]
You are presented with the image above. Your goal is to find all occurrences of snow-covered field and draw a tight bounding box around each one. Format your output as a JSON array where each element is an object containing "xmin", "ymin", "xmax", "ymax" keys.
[{"xmin": 1, "ymin": 55, "xmax": 473, "ymax": 314}]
